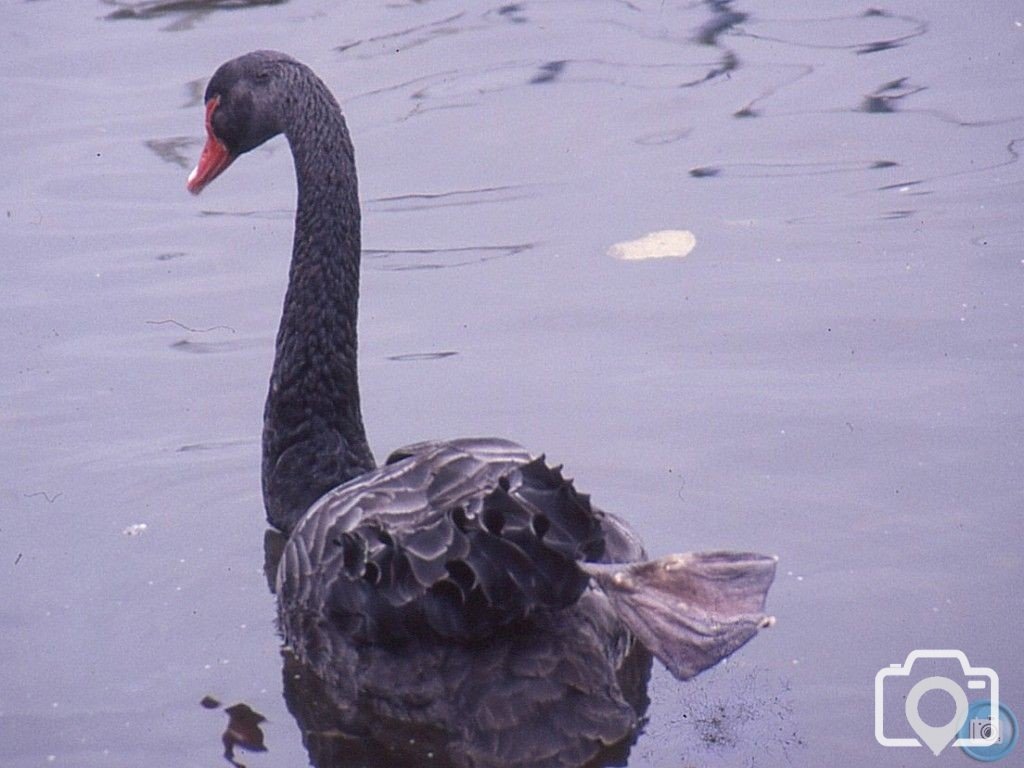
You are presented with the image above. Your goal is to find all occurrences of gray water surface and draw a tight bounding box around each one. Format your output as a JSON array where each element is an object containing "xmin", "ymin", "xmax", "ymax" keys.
[{"xmin": 3, "ymin": 1, "xmax": 1022, "ymax": 766}]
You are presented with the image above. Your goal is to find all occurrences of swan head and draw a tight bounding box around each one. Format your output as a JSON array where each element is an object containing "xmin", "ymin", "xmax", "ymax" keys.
[{"xmin": 188, "ymin": 50, "xmax": 298, "ymax": 194}]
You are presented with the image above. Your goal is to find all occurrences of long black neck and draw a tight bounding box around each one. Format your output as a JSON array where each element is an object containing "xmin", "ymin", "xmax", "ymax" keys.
[{"xmin": 262, "ymin": 69, "xmax": 375, "ymax": 533}]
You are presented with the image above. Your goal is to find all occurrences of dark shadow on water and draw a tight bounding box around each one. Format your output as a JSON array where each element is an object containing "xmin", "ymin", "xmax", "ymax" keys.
[
  {"xmin": 732, "ymin": 63, "xmax": 814, "ymax": 119},
  {"xmin": 680, "ymin": 0, "xmax": 746, "ymax": 89},
  {"xmin": 726, "ymin": 7, "xmax": 928, "ymax": 119},
  {"xmin": 689, "ymin": 158, "xmax": 897, "ymax": 180},
  {"xmin": 145, "ymin": 137, "xmax": 195, "ymax": 169},
  {"xmin": 634, "ymin": 127, "xmax": 691, "ymax": 146},
  {"xmin": 694, "ymin": 0, "xmax": 748, "ymax": 47},
  {"xmin": 530, "ymin": 60, "xmax": 568, "ymax": 85},
  {"xmin": 858, "ymin": 77, "xmax": 925, "ymax": 114},
  {"xmin": 495, "ymin": 4, "xmax": 528, "ymax": 25},
  {"xmin": 170, "ymin": 338, "xmax": 261, "ymax": 354},
  {"xmin": 198, "ymin": 208, "xmax": 294, "ymax": 220},
  {"xmin": 731, "ymin": 7, "xmax": 928, "ymax": 55},
  {"xmin": 689, "ymin": 166, "xmax": 721, "ymax": 179},
  {"xmin": 363, "ymin": 243, "xmax": 534, "ymax": 272},
  {"xmin": 177, "ymin": 437, "xmax": 254, "ymax": 453},
  {"xmin": 386, "ymin": 351, "xmax": 459, "ymax": 362},
  {"xmin": 104, "ymin": 0, "xmax": 287, "ymax": 30},
  {"xmin": 858, "ymin": 78, "xmax": 1019, "ymax": 127}
]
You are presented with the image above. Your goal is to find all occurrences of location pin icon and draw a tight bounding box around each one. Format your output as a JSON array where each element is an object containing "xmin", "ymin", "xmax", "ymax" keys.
[{"xmin": 905, "ymin": 676, "xmax": 969, "ymax": 756}]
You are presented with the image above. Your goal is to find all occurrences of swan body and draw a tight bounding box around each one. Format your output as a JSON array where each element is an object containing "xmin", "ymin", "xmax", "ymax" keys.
[
  {"xmin": 188, "ymin": 51, "xmax": 775, "ymax": 696},
  {"xmin": 278, "ymin": 437, "xmax": 647, "ymax": 645}
]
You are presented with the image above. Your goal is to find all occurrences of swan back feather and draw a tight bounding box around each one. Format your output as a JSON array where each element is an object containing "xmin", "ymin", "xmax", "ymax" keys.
[{"xmin": 277, "ymin": 438, "xmax": 637, "ymax": 643}]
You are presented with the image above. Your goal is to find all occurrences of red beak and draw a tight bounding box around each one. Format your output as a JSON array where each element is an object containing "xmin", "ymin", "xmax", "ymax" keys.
[{"xmin": 187, "ymin": 96, "xmax": 234, "ymax": 194}]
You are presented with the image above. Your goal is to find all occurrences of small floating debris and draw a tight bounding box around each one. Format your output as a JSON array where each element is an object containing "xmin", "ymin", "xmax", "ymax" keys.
[
  {"xmin": 200, "ymin": 697, "xmax": 268, "ymax": 767},
  {"xmin": 122, "ymin": 523, "xmax": 148, "ymax": 537},
  {"xmin": 608, "ymin": 230, "xmax": 697, "ymax": 261},
  {"xmin": 225, "ymin": 706, "xmax": 267, "ymax": 766},
  {"xmin": 387, "ymin": 351, "xmax": 458, "ymax": 362}
]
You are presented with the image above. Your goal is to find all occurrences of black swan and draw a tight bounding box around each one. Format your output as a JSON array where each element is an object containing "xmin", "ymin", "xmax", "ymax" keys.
[{"xmin": 187, "ymin": 50, "xmax": 776, "ymax": 762}]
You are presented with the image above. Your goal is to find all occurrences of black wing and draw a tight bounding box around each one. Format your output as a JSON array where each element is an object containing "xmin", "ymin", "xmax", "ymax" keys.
[{"xmin": 277, "ymin": 438, "xmax": 639, "ymax": 643}]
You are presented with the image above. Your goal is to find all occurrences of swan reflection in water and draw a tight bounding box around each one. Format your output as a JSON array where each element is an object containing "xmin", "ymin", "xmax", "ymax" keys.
[
  {"xmin": 188, "ymin": 51, "xmax": 777, "ymax": 768},
  {"xmin": 264, "ymin": 530, "xmax": 771, "ymax": 768},
  {"xmin": 270, "ymin": 527, "xmax": 653, "ymax": 767}
]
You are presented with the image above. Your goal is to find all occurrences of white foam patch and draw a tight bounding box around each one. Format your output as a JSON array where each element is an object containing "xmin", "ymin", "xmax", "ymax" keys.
[{"xmin": 607, "ymin": 229, "xmax": 696, "ymax": 261}]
